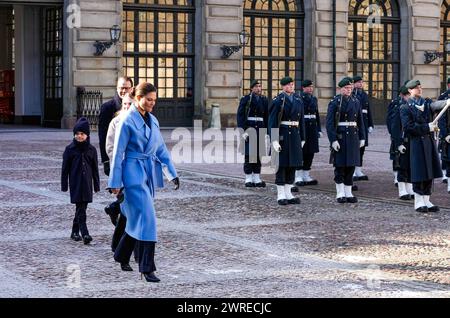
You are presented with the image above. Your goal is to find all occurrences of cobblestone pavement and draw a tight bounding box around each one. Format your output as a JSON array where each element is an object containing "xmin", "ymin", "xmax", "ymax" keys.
[{"xmin": 0, "ymin": 125, "xmax": 449, "ymax": 298}]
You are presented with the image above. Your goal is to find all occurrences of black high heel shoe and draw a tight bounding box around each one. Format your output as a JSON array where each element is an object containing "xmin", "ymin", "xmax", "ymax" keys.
[{"xmin": 141, "ymin": 272, "xmax": 160, "ymax": 283}]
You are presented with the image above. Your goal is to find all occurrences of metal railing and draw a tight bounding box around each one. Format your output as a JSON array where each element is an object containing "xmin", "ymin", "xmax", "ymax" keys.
[{"xmin": 76, "ymin": 87, "xmax": 103, "ymax": 131}]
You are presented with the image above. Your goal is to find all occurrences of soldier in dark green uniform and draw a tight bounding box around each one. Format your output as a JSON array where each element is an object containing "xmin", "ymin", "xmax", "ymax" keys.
[
  {"xmin": 437, "ymin": 77, "xmax": 450, "ymax": 185},
  {"xmin": 294, "ymin": 80, "xmax": 322, "ymax": 186},
  {"xmin": 237, "ymin": 80, "xmax": 269, "ymax": 187},
  {"xmin": 326, "ymin": 77, "xmax": 366, "ymax": 203},
  {"xmin": 400, "ymin": 79, "xmax": 449, "ymax": 212},
  {"xmin": 268, "ymin": 77, "xmax": 305, "ymax": 205},
  {"xmin": 352, "ymin": 75, "xmax": 374, "ymax": 181}
]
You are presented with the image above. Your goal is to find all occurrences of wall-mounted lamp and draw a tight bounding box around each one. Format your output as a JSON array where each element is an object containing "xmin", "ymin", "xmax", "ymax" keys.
[
  {"xmin": 424, "ymin": 41, "xmax": 450, "ymax": 64},
  {"xmin": 220, "ymin": 29, "xmax": 250, "ymax": 59},
  {"xmin": 93, "ymin": 25, "xmax": 122, "ymax": 56}
]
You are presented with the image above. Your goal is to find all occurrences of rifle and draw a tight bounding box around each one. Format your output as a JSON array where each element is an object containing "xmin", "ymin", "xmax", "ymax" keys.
[
  {"xmin": 277, "ymin": 95, "xmax": 286, "ymax": 128},
  {"xmin": 329, "ymin": 96, "xmax": 343, "ymax": 165},
  {"xmin": 244, "ymin": 93, "xmax": 253, "ymax": 129}
]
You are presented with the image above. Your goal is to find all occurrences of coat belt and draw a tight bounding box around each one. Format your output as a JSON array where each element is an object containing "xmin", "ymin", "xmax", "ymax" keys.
[
  {"xmin": 280, "ymin": 121, "xmax": 299, "ymax": 127},
  {"xmin": 338, "ymin": 122, "xmax": 357, "ymax": 127},
  {"xmin": 304, "ymin": 114, "xmax": 316, "ymax": 119},
  {"xmin": 247, "ymin": 117, "xmax": 264, "ymax": 122},
  {"xmin": 125, "ymin": 151, "xmax": 164, "ymax": 189}
]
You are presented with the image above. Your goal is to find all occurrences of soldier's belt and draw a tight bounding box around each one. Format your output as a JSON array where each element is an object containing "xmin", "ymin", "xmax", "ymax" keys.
[
  {"xmin": 338, "ymin": 121, "xmax": 357, "ymax": 127},
  {"xmin": 280, "ymin": 121, "xmax": 299, "ymax": 127},
  {"xmin": 247, "ymin": 117, "xmax": 264, "ymax": 122},
  {"xmin": 304, "ymin": 115, "xmax": 316, "ymax": 119},
  {"xmin": 362, "ymin": 109, "xmax": 368, "ymax": 114}
]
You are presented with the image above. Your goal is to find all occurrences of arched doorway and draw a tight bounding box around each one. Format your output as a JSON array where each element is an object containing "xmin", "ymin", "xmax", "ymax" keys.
[
  {"xmin": 122, "ymin": 0, "xmax": 195, "ymax": 127},
  {"xmin": 441, "ymin": 0, "xmax": 450, "ymax": 91},
  {"xmin": 243, "ymin": 0, "xmax": 304, "ymax": 99},
  {"xmin": 348, "ymin": 0, "xmax": 401, "ymax": 123}
]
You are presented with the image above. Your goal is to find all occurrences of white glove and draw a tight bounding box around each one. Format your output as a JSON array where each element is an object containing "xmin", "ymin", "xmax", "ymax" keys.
[
  {"xmin": 242, "ymin": 132, "xmax": 249, "ymax": 141},
  {"xmin": 398, "ymin": 145, "xmax": 406, "ymax": 154},
  {"xmin": 445, "ymin": 135, "xmax": 450, "ymax": 143},
  {"xmin": 428, "ymin": 123, "xmax": 438, "ymax": 132},
  {"xmin": 368, "ymin": 127, "xmax": 374, "ymax": 134},
  {"xmin": 360, "ymin": 140, "xmax": 365, "ymax": 148},
  {"xmin": 332, "ymin": 141, "xmax": 340, "ymax": 152},
  {"xmin": 318, "ymin": 132, "xmax": 323, "ymax": 138},
  {"xmin": 301, "ymin": 141, "xmax": 306, "ymax": 148},
  {"xmin": 272, "ymin": 141, "xmax": 282, "ymax": 153}
]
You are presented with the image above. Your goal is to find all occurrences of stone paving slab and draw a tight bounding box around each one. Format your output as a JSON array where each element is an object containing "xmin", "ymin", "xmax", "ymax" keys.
[{"xmin": 0, "ymin": 125, "xmax": 449, "ymax": 298}]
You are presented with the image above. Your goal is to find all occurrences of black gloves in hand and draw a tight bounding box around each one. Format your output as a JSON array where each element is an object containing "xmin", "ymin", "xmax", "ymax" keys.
[
  {"xmin": 103, "ymin": 161, "xmax": 110, "ymax": 176},
  {"xmin": 172, "ymin": 177, "xmax": 180, "ymax": 190}
]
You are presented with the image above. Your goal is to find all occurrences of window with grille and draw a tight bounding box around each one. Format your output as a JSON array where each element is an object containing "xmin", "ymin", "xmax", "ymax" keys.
[
  {"xmin": 348, "ymin": 0, "xmax": 400, "ymax": 101},
  {"xmin": 122, "ymin": 0, "xmax": 195, "ymax": 126},
  {"xmin": 243, "ymin": 0, "xmax": 304, "ymax": 99}
]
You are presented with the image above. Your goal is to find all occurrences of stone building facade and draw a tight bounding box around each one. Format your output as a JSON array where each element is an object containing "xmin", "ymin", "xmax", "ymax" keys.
[{"xmin": 0, "ymin": 0, "xmax": 449, "ymax": 128}]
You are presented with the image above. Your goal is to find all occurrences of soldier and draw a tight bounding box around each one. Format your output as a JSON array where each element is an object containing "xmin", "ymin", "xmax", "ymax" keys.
[
  {"xmin": 352, "ymin": 75, "xmax": 374, "ymax": 181},
  {"xmin": 326, "ymin": 77, "xmax": 366, "ymax": 203},
  {"xmin": 400, "ymin": 79, "xmax": 450, "ymax": 212},
  {"xmin": 437, "ymin": 77, "xmax": 450, "ymax": 184},
  {"xmin": 268, "ymin": 77, "xmax": 305, "ymax": 205},
  {"xmin": 294, "ymin": 80, "xmax": 322, "ymax": 186},
  {"xmin": 386, "ymin": 85, "xmax": 415, "ymax": 200},
  {"xmin": 237, "ymin": 80, "xmax": 269, "ymax": 187},
  {"xmin": 438, "ymin": 98, "xmax": 450, "ymax": 194}
]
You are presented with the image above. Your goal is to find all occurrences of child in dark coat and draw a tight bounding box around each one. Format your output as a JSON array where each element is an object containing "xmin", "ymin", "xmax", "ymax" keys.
[{"xmin": 62, "ymin": 117, "xmax": 100, "ymax": 244}]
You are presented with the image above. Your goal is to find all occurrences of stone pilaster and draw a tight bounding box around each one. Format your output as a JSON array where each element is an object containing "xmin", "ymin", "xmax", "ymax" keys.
[
  {"xmin": 409, "ymin": 0, "xmax": 441, "ymax": 98},
  {"xmin": 204, "ymin": 0, "xmax": 243, "ymax": 127},
  {"xmin": 314, "ymin": 0, "xmax": 348, "ymax": 112}
]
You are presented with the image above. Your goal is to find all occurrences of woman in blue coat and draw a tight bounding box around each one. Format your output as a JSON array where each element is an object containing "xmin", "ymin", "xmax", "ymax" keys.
[
  {"xmin": 108, "ymin": 82, "xmax": 179, "ymax": 283},
  {"xmin": 400, "ymin": 80, "xmax": 448, "ymax": 213}
]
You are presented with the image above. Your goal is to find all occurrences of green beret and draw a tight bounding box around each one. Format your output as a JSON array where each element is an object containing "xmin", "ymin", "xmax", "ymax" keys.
[
  {"xmin": 250, "ymin": 80, "xmax": 260, "ymax": 88},
  {"xmin": 338, "ymin": 77, "xmax": 353, "ymax": 88},
  {"xmin": 404, "ymin": 80, "xmax": 410, "ymax": 86},
  {"xmin": 399, "ymin": 86, "xmax": 409, "ymax": 95},
  {"xmin": 302, "ymin": 80, "xmax": 313, "ymax": 87},
  {"xmin": 280, "ymin": 76, "xmax": 294, "ymax": 86},
  {"xmin": 353, "ymin": 75, "xmax": 363, "ymax": 82},
  {"xmin": 405, "ymin": 79, "xmax": 421, "ymax": 89},
  {"xmin": 447, "ymin": 77, "xmax": 450, "ymax": 84}
]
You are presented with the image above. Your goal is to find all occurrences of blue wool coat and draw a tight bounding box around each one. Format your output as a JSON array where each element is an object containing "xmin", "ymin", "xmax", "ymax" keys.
[
  {"xmin": 300, "ymin": 92, "xmax": 322, "ymax": 154},
  {"xmin": 326, "ymin": 95, "xmax": 365, "ymax": 167},
  {"xmin": 108, "ymin": 106, "xmax": 177, "ymax": 242},
  {"xmin": 400, "ymin": 97, "xmax": 443, "ymax": 183},
  {"xmin": 268, "ymin": 92, "xmax": 306, "ymax": 168}
]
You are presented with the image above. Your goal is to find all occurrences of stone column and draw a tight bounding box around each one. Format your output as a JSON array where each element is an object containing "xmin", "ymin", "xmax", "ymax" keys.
[
  {"xmin": 409, "ymin": 0, "xmax": 441, "ymax": 98},
  {"xmin": 62, "ymin": 0, "xmax": 122, "ymax": 128},
  {"xmin": 314, "ymin": 0, "xmax": 348, "ymax": 112},
  {"xmin": 204, "ymin": 0, "xmax": 243, "ymax": 127}
]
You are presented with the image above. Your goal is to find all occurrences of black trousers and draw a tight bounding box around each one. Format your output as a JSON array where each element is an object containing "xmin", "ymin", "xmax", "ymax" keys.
[
  {"xmin": 358, "ymin": 146, "xmax": 366, "ymax": 167},
  {"xmin": 244, "ymin": 155, "xmax": 261, "ymax": 174},
  {"xmin": 112, "ymin": 213, "xmax": 127, "ymax": 252},
  {"xmin": 275, "ymin": 167, "xmax": 296, "ymax": 185},
  {"xmin": 114, "ymin": 233, "xmax": 156, "ymax": 273},
  {"xmin": 396, "ymin": 154, "xmax": 411, "ymax": 183},
  {"xmin": 302, "ymin": 153, "xmax": 314, "ymax": 171},
  {"xmin": 413, "ymin": 180, "xmax": 433, "ymax": 196},
  {"xmin": 334, "ymin": 166, "xmax": 356, "ymax": 186},
  {"xmin": 73, "ymin": 202, "xmax": 89, "ymax": 236}
]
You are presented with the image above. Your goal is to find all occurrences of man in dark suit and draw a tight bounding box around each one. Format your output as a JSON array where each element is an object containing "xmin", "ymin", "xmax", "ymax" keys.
[{"xmin": 99, "ymin": 76, "xmax": 133, "ymax": 224}]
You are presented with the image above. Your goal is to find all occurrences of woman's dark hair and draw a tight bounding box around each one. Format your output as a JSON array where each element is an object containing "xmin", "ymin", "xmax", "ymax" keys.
[{"xmin": 135, "ymin": 82, "xmax": 157, "ymax": 98}]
